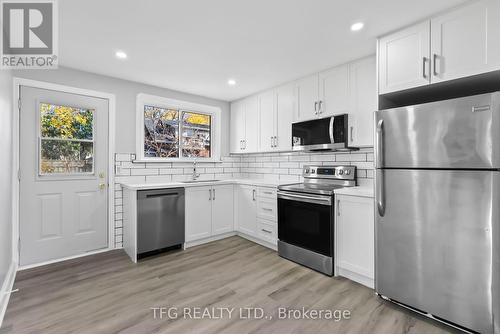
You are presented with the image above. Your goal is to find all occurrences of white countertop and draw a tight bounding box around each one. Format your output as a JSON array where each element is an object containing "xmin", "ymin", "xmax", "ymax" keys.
[
  {"xmin": 334, "ymin": 186, "xmax": 374, "ymax": 198},
  {"xmin": 120, "ymin": 178, "xmax": 286, "ymax": 190}
]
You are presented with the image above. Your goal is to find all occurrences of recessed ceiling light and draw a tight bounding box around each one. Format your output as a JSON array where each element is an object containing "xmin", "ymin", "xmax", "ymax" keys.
[
  {"xmin": 227, "ymin": 79, "xmax": 236, "ymax": 86},
  {"xmin": 115, "ymin": 50, "xmax": 127, "ymax": 59},
  {"xmin": 351, "ymin": 22, "xmax": 364, "ymax": 32}
]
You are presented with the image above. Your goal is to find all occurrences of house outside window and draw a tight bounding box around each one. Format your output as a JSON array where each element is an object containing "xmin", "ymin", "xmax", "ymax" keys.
[{"xmin": 136, "ymin": 94, "xmax": 221, "ymax": 162}]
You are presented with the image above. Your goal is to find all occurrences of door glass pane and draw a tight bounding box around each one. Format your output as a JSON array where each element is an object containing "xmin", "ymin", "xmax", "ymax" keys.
[
  {"xmin": 144, "ymin": 105, "xmax": 179, "ymax": 158},
  {"xmin": 39, "ymin": 103, "xmax": 94, "ymax": 175},
  {"xmin": 40, "ymin": 103, "xmax": 94, "ymax": 140},
  {"xmin": 40, "ymin": 140, "xmax": 93, "ymax": 174},
  {"xmin": 181, "ymin": 111, "xmax": 211, "ymax": 158}
]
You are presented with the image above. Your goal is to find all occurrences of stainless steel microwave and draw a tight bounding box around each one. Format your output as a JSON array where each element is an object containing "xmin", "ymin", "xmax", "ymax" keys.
[{"xmin": 292, "ymin": 115, "xmax": 350, "ymax": 151}]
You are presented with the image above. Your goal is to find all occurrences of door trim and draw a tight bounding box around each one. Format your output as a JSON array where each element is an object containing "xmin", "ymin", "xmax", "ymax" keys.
[{"xmin": 12, "ymin": 77, "xmax": 117, "ymax": 269}]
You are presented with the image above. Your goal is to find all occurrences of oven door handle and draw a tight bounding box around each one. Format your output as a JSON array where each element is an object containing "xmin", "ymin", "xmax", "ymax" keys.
[{"xmin": 278, "ymin": 191, "xmax": 332, "ymax": 206}]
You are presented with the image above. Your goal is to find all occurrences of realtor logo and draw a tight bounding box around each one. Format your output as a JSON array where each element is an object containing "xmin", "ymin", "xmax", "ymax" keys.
[{"xmin": 1, "ymin": 0, "xmax": 58, "ymax": 69}]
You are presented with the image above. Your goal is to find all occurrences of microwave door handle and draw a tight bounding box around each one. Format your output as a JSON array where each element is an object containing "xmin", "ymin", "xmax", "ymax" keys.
[
  {"xmin": 376, "ymin": 119, "xmax": 384, "ymax": 168},
  {"xmin": 329, "ymin": 116, "xmax": 334, "ymax": 143}
]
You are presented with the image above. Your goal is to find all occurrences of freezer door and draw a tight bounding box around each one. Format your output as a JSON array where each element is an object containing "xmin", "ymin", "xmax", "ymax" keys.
[
  {"xmin": 375, "ymin": 92, "xmax": 500, "ymax": 169},
  {"xmin": 375, "ymin": 169, "xmax": 498, "ymax": 334}
]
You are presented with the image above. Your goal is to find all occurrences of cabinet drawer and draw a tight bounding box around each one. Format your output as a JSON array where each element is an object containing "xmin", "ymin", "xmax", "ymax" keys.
[
  {"xmin": 257, "ymin": 219, "xmax": 277, "ymax": 244},
  {"xmin": 257, "ymin": 198, "xmax": 277, "ymax": 221},
  {"xmin": 257, "ymin": 187, "xmax": 277, "ymax": 199}
]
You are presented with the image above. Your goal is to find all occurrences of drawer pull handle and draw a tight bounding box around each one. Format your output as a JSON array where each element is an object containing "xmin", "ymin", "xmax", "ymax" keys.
[
  {"xmin": 262, "ymin": 208, "xmax": 273, "ymax": 212},
  {"xmin": 263, "ymin": 191, "xmax": 273, "ymax": 195},
  {"xmin": 261, "ymin": 229, "xmax": 272, "ymax": 234}
]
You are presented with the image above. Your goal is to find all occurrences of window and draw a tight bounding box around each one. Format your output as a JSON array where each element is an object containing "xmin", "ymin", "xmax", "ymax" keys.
[
  {"xmin": 137, "ymin": 94, "xmax": 220, "ymax": 161},
  {"xmin": 39, "ymin": 103, "xmax": 94, "ymax": 175}
]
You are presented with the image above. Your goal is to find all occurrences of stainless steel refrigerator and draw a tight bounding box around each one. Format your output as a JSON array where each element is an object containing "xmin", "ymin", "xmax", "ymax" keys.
[{"xmin": 375, "ymin": 92, "xmax": 500, "ymax": 334}]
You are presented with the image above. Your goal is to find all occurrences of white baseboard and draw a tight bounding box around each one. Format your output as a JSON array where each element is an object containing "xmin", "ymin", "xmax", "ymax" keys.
[
  {"xmin": 0, "ymin": 261, "xmax": 18, "ymax": 329},
  {"xmin": 184, "ymin": 232, "xmax": 237, "ymax": 249},
  {"xmin": 337, "ymin": 267, "xmax": 374, "ymax": 289},
  {"xmin": 236, "ymin": 232, "xmax": 277, "ymax": 251}
]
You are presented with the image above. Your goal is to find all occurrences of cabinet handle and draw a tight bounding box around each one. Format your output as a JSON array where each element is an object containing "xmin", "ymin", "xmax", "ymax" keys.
[
  {"xmin": 433, "ymin": 54, "xmax": 439, "ymax": 76},
  {"xmin": 252, "ymin": 189, "xmax": 256, "ymax": 201},
  {"xmin": 271, "ymin": 136, "xmax": 274, "ymax": 148},
  {"xmin": 262, "ymin": 207, "xmax": 273, "ymax": 212},
  {"xmin": 263, "ymin": 191, "xmax": 273, "ymax": 195},
  {"xmin": 422, "ymin": 57, "xmax": 428, "ymax": 79},
  {"xmin": 314, "ymin": 101, "xmax": 318, "ymax": 114},
  {"xmin": 261, "ymin": 229, "xmax": 272, "ymax": 234},
  {"xmin": 213, "ymin": 188, "xmax": 216, "ymax": 200},
  {"xmin": 318, "ymin": 100, "xmax": 323, "ymax": 114},
  {"xmin": 244, "ymin": 140, "xmax": 247, "ymax": 149},
  {"xmin": 350, "ymin": 126, "xmax": 354, "ymax": 143},
  {"xmin": 209, "ymin": 189, "xmax": 212, "ymax": 201},
  {"xmin": 275, "ymin": 136, "xmax": 278, "ymax": 148},
  {"xmin": 337, "ymin": 199, "xmax": 341, "ymax": 216}
]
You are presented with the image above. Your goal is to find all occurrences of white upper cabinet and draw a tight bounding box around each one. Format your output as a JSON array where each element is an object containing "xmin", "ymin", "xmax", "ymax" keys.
[
  {"xmin": 378, "ymin": 22, "xmax": 431, "ymax": 94},
  {"xmin": 244, "ymin": 95, "xmax": 259, "ymax": 153},
  {"xmin": 274, "ymin": 83, "xmax": 294, "ymax": 151},
  {"xmin": 349, "ymin": 56, "xmax": 377, "ymax": 147},
  {"xmin": 378, "ymin": 0, "xmax": 500, "ymax": 95},
  {"xmin": 230, "ymin": 100, "xmax": 245, "ymax": 153},
  {"xmin": 431, "ymin": 0, "xmax": 500, "ymax": 83},
  {"xmin": 295, "ymin": 74, "xmax": 319, "ymax": 122},
  {"xmin": 258, "ymin": 90, "xmax": 275, "ymax": 151},
  {"xmin": 319, "ymin": 64, "xmax": 350, "ymax": 117}
]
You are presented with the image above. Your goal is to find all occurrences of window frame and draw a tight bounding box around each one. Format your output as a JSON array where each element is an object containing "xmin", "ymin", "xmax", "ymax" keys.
[
  {"xmin": 37, "ymin": 100, "xmax": 96, "ymax": 177},
  {"xmin": 136, "ymin": 93, "xmax": 221, "ymax": 162}
]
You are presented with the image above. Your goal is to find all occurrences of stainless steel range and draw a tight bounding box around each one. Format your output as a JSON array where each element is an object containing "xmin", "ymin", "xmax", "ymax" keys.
[{"xmin": 277, "ymin": 165, "xmax": 356, "ymax": 276}]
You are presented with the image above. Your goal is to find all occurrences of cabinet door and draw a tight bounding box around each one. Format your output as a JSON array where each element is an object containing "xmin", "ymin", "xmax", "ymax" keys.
[
  {"xmin": 236, "ymin": 185, "xmax": 257, "ymax": 236},
  {"xmin": 349, "ymin": 56, "xmax": 377, "ymax": 147},
  {"xmin": 295, "ymin": 74, "xmax": 319, "ymax": 122},
  {"xmin": 185, "ymin": 186, "xmax": 212, "ymax": 242},
  {"xmin": 211, "ymin": 185, "xmax": 234, "ymax": 235},
  {"xmin": 319, "ymin": 64, "xmax": 349, "ymax": 117},
  {"xmin": 230, "ymin": 100, "xmax": 245, "ymax": 153},
  {"xmin": 431, "ymin": 0, "xmax": 500, "ymax": 83},
  {"xmin": 336, "ymin": 195, "xmax": 374, "ymax": 284},
  {"xmin": 275, "ymin": 83, "xmax": 294, "ymax": 151},
  {"xmin": 258, "ymin": 90, "xmax": 275, "ymax": 152},
  {"xmin": 244, "ymin": 95, "xmax": 259, "ymax": 153},
  {"xmin": 378, "ymin": 21, "xmax": 431, "ymax": 94}
]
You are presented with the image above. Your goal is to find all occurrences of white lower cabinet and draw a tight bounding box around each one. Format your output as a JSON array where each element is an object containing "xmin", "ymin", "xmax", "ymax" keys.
[
  {"xmin": 185, "ymin": 185, "xmax": 234, "ymax": 242},
  {"xmin": 335, "ymin": 194, "xmax": 375, "ymax": 288},
  {"xmin": 235, "ymin": 185, "xmax": 257, "ymax": 236}
]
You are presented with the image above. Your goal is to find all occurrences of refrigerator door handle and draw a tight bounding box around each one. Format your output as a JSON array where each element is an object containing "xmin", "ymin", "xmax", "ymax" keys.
[
  {"xmin": 376, "ymin": 169, "xmax": 385, "ymax": 217},
  {"xmin": 376, "ymin": 119, "xmax": 384, "ymax": 168}
]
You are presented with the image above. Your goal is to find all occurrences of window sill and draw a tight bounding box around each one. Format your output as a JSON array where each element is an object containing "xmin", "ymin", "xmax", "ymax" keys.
[{"xmin": 132, "ymin": 157, "xmax": 222, "ymax": 163}]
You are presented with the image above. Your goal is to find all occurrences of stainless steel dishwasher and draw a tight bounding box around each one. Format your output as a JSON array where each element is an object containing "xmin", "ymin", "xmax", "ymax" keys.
[{"xmin": 137, "ymin": 188, "xmax": 185, "ymax": 258}]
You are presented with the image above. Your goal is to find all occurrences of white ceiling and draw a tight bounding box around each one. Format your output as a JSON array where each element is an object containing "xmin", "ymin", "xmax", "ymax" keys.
[{"xmin": 59, "ymin": 0, "xmax": 468, "ymax": 101}]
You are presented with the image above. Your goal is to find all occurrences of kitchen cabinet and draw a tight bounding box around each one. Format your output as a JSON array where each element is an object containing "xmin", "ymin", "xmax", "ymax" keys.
[
  {"xmin": 319, "ymin": 64, "xmax": 350, "ymax": 117},
  {"xmin": 295, "ymin": 74, "xmax": 319, "ymax": 122},
  {"xmin": 348, "ymin": 56, "xmax": 377, "ymax": 147},
  {"xmin": 230, "ymin": 100, "xmax": 245, "ymax": 153},
  {"xmin": 378, "ymin": 22, "xmax": 431, "ymax": 94},
  {"xmin": 335, "ymin": 194, "xmax": 374, "ymax": 288},
  {"xmin": 236, "ymin": 185, "xmax": 257, "ymax": 236},
  {"xmin": 230, "ymin": 96, "xmax": 259, "ymax": 153},
  {"xmin": 258, "ymin": 83, "xmax": 294, "ymax": 152},
  {"xmin": 378, "ymin": 0, "xmax": 500, "ymax": 94},
  {"xmin": 185, "ymin": 185, "xmax": 234, "ymax": 242}
]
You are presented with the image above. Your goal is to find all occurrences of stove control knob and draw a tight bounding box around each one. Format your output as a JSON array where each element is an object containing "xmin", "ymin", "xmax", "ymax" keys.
[
  {"xmin": 338, "ymin": 170, "xmax": 344, "ymax": 175},
  {"xmin": 305, "ymin": 168, "xmax": 310, "ymax": 174},
  {"xmin": 345, "ymin": 170, "xmax": 351, "ymax": 175}
]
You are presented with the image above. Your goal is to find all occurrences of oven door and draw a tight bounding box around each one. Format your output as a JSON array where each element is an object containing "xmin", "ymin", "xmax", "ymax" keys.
[{"xmin": 277, "ymin": 191, "xmax": 333, "ymax": 256}]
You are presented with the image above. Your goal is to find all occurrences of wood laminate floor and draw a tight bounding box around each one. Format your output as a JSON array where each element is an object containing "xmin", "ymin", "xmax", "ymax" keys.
[{"xmin": 1, "ymin": 236, "xmax": 457, "ymax": 334}]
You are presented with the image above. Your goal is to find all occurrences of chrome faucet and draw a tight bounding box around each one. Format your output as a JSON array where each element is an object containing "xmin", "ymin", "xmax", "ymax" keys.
[{"xmin": 192, "ymin": 159, "xmax": 200, "ymax": 180}]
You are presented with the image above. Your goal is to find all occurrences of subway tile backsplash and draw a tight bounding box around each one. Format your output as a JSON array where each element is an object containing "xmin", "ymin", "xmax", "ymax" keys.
[{"xmin": 112, "ymin": 148, "xmax": 374, "ymax": 248}]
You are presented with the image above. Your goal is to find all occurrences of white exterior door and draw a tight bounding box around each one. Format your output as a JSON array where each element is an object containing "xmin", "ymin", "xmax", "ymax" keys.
[
  {"xmin": 185, "ymin": 186, "xmax": 212, "ymax": 242},
  {"xmin": 430, "ymin": 0, "xmax": 500, "ymax": 83},
  {"xmin": 378, "ymin": 21, "xmax": 431, "ymax": 94},
  {"xmin": 19, "ymin": 86, "xmax": 109, "ymax": 266},
  {"xmin": 211, "ymin": 185, "xmax": 234, "ymax": 235}
]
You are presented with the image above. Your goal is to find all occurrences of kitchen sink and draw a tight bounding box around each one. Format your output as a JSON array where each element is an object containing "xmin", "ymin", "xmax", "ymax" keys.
[{"xmin": 180, "ymin": 179, "xmax": 221, "ymax": 183}]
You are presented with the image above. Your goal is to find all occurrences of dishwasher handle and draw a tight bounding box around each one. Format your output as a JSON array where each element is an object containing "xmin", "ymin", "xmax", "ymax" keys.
[{"xmin": 137, "ymin": 188, "xmax": 185, "ymax": 200}]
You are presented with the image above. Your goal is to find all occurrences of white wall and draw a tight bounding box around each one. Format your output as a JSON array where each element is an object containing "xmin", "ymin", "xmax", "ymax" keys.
[
  {"xmin": 0, "ymin": 70, "xmax": 13, "ymax": 288},
  {"xmin": 13, "ymin": 67, "xmax": 231, "ymax": 155}
]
